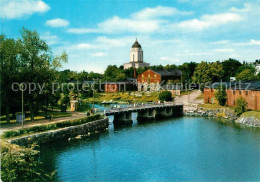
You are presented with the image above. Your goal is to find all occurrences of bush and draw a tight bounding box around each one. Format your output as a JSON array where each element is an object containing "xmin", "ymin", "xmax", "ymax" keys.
[
  {"xmin": 235, "ymin": 97, "xmax": 247, "ymax": 116},
  {"xmin": 1, "ymin": 142, "xmax": 55, "ymax": 182},
  {"xmin": 159, "ymin": 91, "xmax": 172, "ymax": 101},
  {"xmin": 214, "ymin": 85, "xmax": 227, "ymax": 106},
  {"xmin": 3, "ymin": 114, "xmax": 103, "ymax": 139}
]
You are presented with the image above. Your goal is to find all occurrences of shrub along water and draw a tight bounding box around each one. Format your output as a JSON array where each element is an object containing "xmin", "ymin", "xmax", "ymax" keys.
[{"xmin": 2, "ymin": 114, "xmax": 103, "ymax": 139}]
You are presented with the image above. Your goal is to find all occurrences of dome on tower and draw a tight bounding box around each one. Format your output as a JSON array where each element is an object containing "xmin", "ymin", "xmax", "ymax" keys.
[{"xmin": 132, "ymin": 39, "xmax": 142, "ymax": 48}]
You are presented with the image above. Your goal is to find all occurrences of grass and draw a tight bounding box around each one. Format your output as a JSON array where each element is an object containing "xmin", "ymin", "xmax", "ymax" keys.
[
  {"xmin": 199, "ymin": 103, "xmax": 235, "ymax": 110},
  {"xmin": 84, "ymin": 91, "xmax": 160, "ymax": 104},
  {"xmin": 0, "ymin": 111, "xmax": 72, "ymax": 125},
  {"xmin": 241, "ymin": 111, "xmax": 260, "ymax": 119}
]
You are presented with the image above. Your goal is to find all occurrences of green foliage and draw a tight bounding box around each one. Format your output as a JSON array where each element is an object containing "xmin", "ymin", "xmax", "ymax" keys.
[
  {"xmin": 1, "ymin": 143, "xmax": 54, "ymax": 182},
  {"xmin": 103, "ymin": 65, "xmax": 127, "ymax": 81},
  {"xmin": 2, "ymin": 114, "xmax": 103, "ymax": 139},
  {"xmin": 159, "ymin": 91, "xmax": 172, "ymax": 101},
  {"xmin": 235, "ymin": 97, "xmax": 248, "ymax": 116},
  {"xmin": 222, "ymin": 58, "xmax": 242, "ymax": 81},
  {"xmin": 214, "ymin": 85, "xmax": 227, "ymax": 106},
  {"xmin": 236, "ymin": 69, "xmax": 257, "ymax": 81},
  {"xmin": 192, "ymin": 61, "xmax": 224, "ymax": 84}
]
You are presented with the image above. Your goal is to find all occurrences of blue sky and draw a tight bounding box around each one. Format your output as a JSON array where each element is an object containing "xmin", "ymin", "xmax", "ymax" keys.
[{"xmin": 1, "ymin": 0, "xmax": 260, "ymax": 73}]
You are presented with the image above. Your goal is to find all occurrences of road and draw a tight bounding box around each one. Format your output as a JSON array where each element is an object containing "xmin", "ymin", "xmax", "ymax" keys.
[{"xmin": 174, "ymin": 90, "xmax": 203, "ymax": 110}]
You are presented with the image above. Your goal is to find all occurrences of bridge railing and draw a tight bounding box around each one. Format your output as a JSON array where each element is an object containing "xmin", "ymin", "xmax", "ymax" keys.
[{"xmin": 104, "ymin": 102, "xmax": 183, "ymax": 114}]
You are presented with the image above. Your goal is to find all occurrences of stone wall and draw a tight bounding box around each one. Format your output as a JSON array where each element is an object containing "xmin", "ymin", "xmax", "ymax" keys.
[{"xmin": 9, "ymin": 117, "xmax": 109, "ymax": 146}]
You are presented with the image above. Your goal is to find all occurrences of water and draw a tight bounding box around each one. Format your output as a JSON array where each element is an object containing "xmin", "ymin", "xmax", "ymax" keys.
[{"xmin": 40, "ymin": 114, "xmax": 260, "ymax": 181}]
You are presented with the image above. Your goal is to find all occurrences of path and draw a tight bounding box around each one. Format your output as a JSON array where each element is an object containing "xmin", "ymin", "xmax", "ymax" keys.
[
  {"xmin": 0, "ymin": 112, "xmax": 86, "ymax": 135},
  {"xmin": 174, "ymin": 90, "xmax": 204, "ymax": 110}
]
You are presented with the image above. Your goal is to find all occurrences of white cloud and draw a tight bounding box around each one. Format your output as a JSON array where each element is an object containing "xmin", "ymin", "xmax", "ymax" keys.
[
  {"xmin": 177, "ymin": 13, "xmax": 242, "ymax": 31},
  {"xmin": 0, "ymin": 0, "xmax": 50, "ymax": 19},
  {"xmin": 214, "ymin": 49, "xmax": 234, "ymax": 52},
  {"xmin": 41, "ymin": 32, "xmax": 59, "ymax": 45},
  {"xmin": 233, "ymin": 39, "xmax": 260, "ymax": 46},
  {"xmin": 91, "ymin": 52, "xmax": 107, "ymax": 57},
  {"xmin": 132, "ymin": 6, "xmax": 192, "ymax": 19},
  {"xmin": 160, "ymin": 56, "xmax": 180, "ymax": 62},
  {"xmin": 69, "ymin": 43, "xmax": 96, "ymax": 50},
  {"xmin": 68, "ymin": 6, "xmax": 191, "ymax": 34},
  {"xmin": 45, "ymin": 18, "xmax": 69, "ymax": 28}
]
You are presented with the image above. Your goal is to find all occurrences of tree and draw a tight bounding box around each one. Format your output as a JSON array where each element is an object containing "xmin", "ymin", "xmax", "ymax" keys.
[
  {"xmin": 192, "ymin": 61, "xmax": 224, "ymax": 84},
  {"xmin": 18, "ymin": 28, "xmax": 67, "ymax": 121},
  {"xmin": 103, "ymin": 65, "xmax": 127, "ymax": 81},
  {"xmin": 159, "ymin": 91, "xmax": 172, "ymax": 101},
  {"xmin": 214, "ymin": 85, "xmax": 227, "ymax": 106},
  {"xmin": 235, "ymin": 97, "xmax": 247, "ymax": 116},
  {"xmin": 236, "ymin": 69, "xmax": 257, "ymax": 81},
  {"xmin": 1, "ymin": 143, "xmax": 55, "ymax": 182},
  {"xmin": 222, "ymin": 58, "xmax": 242, "ymax": 81},
  {"xmin": 0, "ymin": 35, "xmax": 21, "ymax": 122}
]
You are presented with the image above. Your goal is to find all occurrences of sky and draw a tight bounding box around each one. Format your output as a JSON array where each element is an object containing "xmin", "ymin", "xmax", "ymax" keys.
[{"xmin": 1, "ymin": 0, "xmax": 260, "ymax": 73}]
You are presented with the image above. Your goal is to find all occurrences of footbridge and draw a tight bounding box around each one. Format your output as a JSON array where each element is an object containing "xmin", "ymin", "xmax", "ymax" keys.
[{"xmin": 104, "ymin": 102, "xmax": 183, "ymax": 123}]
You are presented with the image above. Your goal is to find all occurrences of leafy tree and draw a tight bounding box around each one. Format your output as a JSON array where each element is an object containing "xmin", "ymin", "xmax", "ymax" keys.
[
  {"xmin": 214, "ymin": 85, "xmax": 227, "ymax": 106},
  {"xmin": 17, "ymin": 28, "xmax": 67, "ymax": 121},
  {"xmin": 235, "ymin": 64, "xmax": 255, "ymax": 75},
  {"xmin": 222, "ymin": 58, "xmax": 242, "ymax": 81},
  {"xmin": 192, "ymin": 61, "xmax": 224, "ymax": 84},
  {"xmin": 159, "ymin": 91, "xmax": 172, "ymax": 101},
  {"xmin": 236, "ymin": 69, "xmax": 257, "ymax": 81},
  {"xmin": 177, "ymin": 62, "xmax": 197, "ymax": 83},
  {"xmin": 103, "ymin": 65, "xmax": 127, "ymax": 81},
  {"xmin": 1, "ymin": 143, "xmax": 55, "ymax": 182},
  {"xmin": 0, "ymin": 35, "xmax": 21, "ymax": 122},
  {"xmin": 235, "ymin": 97, "xmax": 247, "ymax": 116}
]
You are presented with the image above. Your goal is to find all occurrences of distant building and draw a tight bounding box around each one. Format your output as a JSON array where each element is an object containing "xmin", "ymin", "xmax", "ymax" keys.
[
  {"xmin": 137, "ymin": 69, "xmax": 182, "ymax": 92},
  {"xmin": 104, "ymin": 79, "xmax": 137, "ymax": 92},
  {"xmin": 123, "ymin": 39, "xmax": 150, "ymax": 70},
  {"xmin": 204, "ymin": 81, "xmax": 260, "ymax": 110}
]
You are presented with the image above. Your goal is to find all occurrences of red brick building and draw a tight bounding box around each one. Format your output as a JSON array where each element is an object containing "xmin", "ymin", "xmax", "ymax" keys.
[
  {"xmin": 104, "ymin": 81, "xmax": 137, "ymax": 92},
  {"xmin": 137, "ymin": 69, "xmax": 182, "ymax": 91},
  {"xmin": 204, "ymin": 81, "xmax": 260, "ymax": 110}
]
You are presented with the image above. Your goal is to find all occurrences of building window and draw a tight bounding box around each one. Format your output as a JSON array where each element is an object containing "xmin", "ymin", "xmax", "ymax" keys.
[
  {"xmin": 233, "ymin": 101, "xmax": 235, "ymax": 105},
  {"xmin": 246, "ymin": 91, "xmax": 248, "ymax": 95},
  {"xmin": 142, "ymin": 79, "xmax": 144, "ymax": 83},
  {"xmin": 239, "ymin": 91, "xmax": 242, "ymax": 95},
  {"xmin": 142, "ymin": 74, "xmax": 144, "ymax": 77},
  {"xmin": 154, "ymin": 74, "xmax": 157, "ymax": 77},
  {"xmin": 233, "ymin": 90, "xmax": 235, "ymax": 94},
  {"xmin": 148, "ymin": 74, "xmax": 150, "ymax": 77}
]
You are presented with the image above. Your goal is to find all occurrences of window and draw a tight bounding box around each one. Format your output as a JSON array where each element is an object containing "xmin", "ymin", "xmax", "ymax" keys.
[
  {"xmin": 239, "ymin": 91, "xmax": 242, "ymax": 95},
  {"xmin": 246, "ymin": 91, "xmax": 248, "ymax": 95},
  {"xmin": 233, "ymin": 90, "xmax": 235, "ymax": 94},
  {"xmin": 142, "ymin": 79, "xmax": 144, "ymax": 83},
  {"xmin": 154, "ymin": 74, "xmax": 157, "ymax": 77},
  {"xmin": 148, "ymin": 74, "xmax": 150, "ymax": 77},
  {"xmin": 142, "ymin": 74, "xmax": 144, "ymax": 77}
]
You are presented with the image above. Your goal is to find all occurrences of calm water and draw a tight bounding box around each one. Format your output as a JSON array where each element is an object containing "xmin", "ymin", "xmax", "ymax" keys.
[{"xmin": 40, "ymin": 114, "xmax": 260, "ymax": 181}]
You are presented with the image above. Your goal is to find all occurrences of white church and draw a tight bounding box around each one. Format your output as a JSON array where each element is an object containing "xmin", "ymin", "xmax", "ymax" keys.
[{"xmin": 123, "ymin": 39, "xmax": 150, "ymax": 69}]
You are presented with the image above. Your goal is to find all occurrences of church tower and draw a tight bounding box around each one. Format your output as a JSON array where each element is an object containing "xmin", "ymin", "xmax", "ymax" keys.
[
  {"xmin": 123, "ymin": 39, "xmax": 150, "ymax": 70},
  {"xmin": 130, "ymin": 39, "xmax": 143, "ymax": 63}
]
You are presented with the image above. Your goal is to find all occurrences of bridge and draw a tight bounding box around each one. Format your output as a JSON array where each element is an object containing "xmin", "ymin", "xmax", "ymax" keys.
[{"xmin": 103, "ymin": 102, "xmax": 183, "ymax": 123}]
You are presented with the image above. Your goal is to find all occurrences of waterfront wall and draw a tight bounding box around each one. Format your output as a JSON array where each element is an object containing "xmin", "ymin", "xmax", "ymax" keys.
[
  {"xmin": 9, "ymin": 117, "xmax": 109, "ymax": 146},
  {"xmin": 184, "ymin": 107, "xmax": 237, "ymax": 120}
]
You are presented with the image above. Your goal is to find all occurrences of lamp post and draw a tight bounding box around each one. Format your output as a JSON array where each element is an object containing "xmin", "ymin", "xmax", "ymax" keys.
[{"xmin": 21, "ymin": 84, "xmax": 24, "ymax": 128}]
